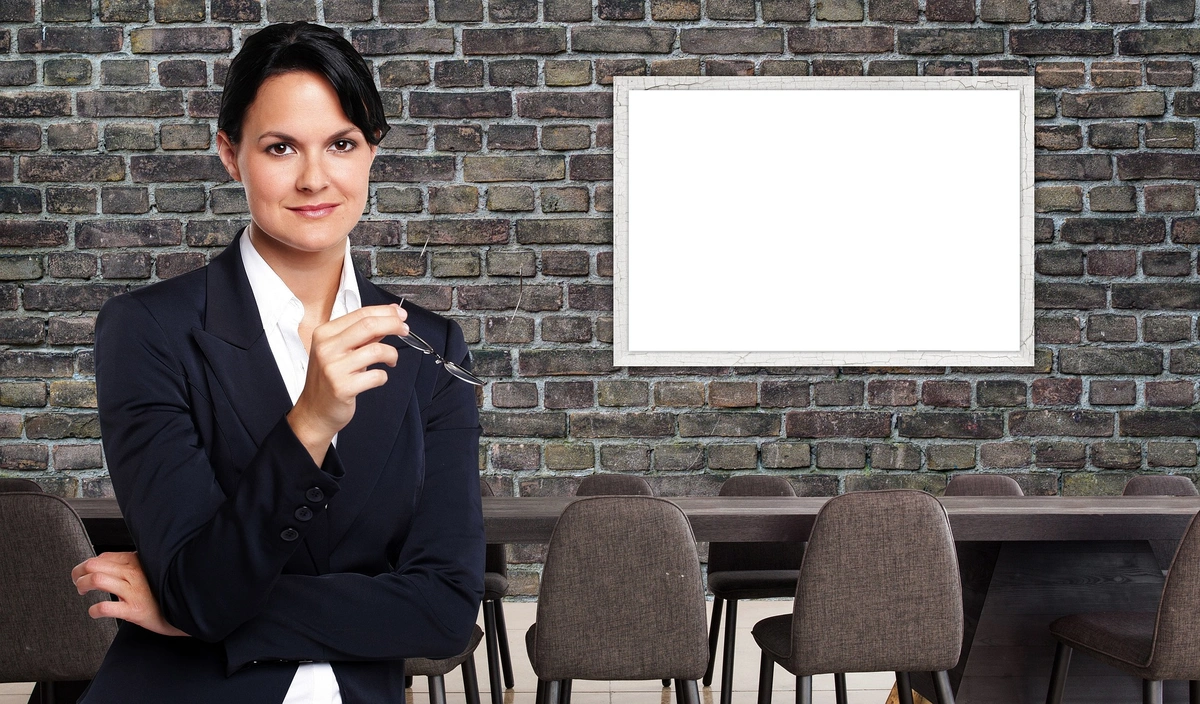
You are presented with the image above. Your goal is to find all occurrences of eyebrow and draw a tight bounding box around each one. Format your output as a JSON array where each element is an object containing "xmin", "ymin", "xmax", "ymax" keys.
[{"xmin": 257, "ymin": 127, "xmax": 362, "ymax": 143}]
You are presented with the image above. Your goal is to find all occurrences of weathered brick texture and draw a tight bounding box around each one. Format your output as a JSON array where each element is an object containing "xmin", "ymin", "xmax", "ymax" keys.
[{"xmin": 5, "ymin": 0, "xmax": 1200, "ymax": 592}]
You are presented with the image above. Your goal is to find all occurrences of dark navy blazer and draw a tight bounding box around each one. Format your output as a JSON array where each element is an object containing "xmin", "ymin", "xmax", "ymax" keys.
[{"xmin": 80, "ymin": 226, "xmax": 485, "ymax": 704}]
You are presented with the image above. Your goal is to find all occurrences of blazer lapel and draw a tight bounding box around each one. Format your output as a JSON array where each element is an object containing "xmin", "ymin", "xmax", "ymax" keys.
[
  {"xmin": 189, "ymin": 226, "xmax": 422, "ymax": 572},
  {"xmin": 190, "ymin": 228, "xmax": 292, "ymax": 454}
]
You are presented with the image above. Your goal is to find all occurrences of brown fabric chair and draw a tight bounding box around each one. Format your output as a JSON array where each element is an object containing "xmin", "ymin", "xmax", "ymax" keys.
[
  {"xmin": 943, "ymin": 474, "xmax": 1024, "ymax": 497},
  {"xmin": 479, "ymin": 479, "xmax": 513, "ymax": 704},
  {"xmin": 1123, "ymin": 475, "xmax": 1199, "ymax": 497},
  {"xmin": 526, "ymin": 496, "xmax": 709, "ymax": 704},
  {"xmin": 1045, "ymin": 509, "xmax": 1200, "ymax": 704},
  {"xmin": 752, "ymin": 489, "xmax": 963, "ymax": 704},
  {"xmin": 573, "ymin": 471, "xmax": 667, "ymax": 688},
  {"xmin": 704, "ymin": 475, "xmax": 804, "ymax": 704},
  {"xmin": 404, "ymin": 625, "xmax": 484, "ymax": 704},
  {"xmin": 0, "ymin": 477, "xmax": 43, "ymax": 492},
  {"xmin": 574, "ymin": 473, "xmax": 655, "ymax": 497},
  {"xmin": 1124, "ymin": 474, "xmax": 1199, "ymax": 571},
  {"xmin": 0, "ymin": 492, "xmax": 118, "ymax": 701}
]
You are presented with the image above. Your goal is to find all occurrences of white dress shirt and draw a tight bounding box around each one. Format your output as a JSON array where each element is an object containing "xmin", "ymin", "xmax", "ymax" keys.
[{"xmin": 240, "ymin": 229, "xmax": 361, "ymax": 704}]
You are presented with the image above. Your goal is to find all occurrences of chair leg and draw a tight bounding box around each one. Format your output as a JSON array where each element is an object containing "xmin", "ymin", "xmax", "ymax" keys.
[
  {"xmin": 796, "ymin": 675, "xmax": 812, "ymax": 704},
  {"xmin": 482, "ymin": 601, "xmax": 504, "ymax": 704},
  {"xmin": 833, "ymin": 673, "xmax": 848, "ymax": 704},
  {"xmin": 1191, "ymin": 680, "xmax": 1200, "ymax": 704},
  {"xmin": 757, "ymin": 651, "xmax": 774, "ymax": 704},
  {"xmin": 428, "ymin": 675, "xmax": 448, "ymax": 704},
  {"xmin": 560, "ymin": 679, "xmax": 572, "ymax": 704},
  {"xmin": 462, "ymin": 655, "xmax": 482, "ymax": 704},
  {"xmin": 704, "ymin": 596, "xmax": 725, "ymax": 686},
  {"xmin": 1144, "ymin": 680, "xmax": 1163, "ymax": 704},
  {"xmin": 544, "ymin": 680, "xmax": 560, "ymax": 704},
  {"xmin": 684, "ymin": 680, "xmax": 701, "ymax": 704},
  {"xmin": 932, "ymin": 671, "xmax": 955, "ymax": 704},
  {"xmin": 405, "ymin": 675, "xmax": 413, "ymax": 689},
  {"xmin": 664, "ymin": 679, "xmax": 672, "ymax": 688},
  {"xmin": 674, "ymin": 679, "xmax": 686, "ymax": 704},
  {"xmin": 720, "ymin": 599, "xmax": 739, "ymax": 704},
  {"xmin": 536, "ymin": 679, "xmax": 546, "ymax": 704},
  {"xmin": 493, "ymin": 599, "xmax": 515, "ymax": 690},
  {"xmin": 896, "ymin": 672, "xmax": 914, "ymax": 704},
  {"xmin": 1046, "ymin": 642, "xmax": 1072, "ymax": 704}
]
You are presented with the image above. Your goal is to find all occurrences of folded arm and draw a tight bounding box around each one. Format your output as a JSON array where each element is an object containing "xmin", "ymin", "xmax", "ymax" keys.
[
  {"xmin": 94, "ymin": 294, "xmax": 344, "ymax": 643},
  {"xmin": 220, "ymin": 317, "xmax": 486, "ymax": 673}
]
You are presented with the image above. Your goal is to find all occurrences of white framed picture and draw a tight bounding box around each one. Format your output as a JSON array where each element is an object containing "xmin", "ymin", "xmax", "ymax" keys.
[{"xmin": 612, "ymin": 75, "xmax": 1035, "ymax": 367}]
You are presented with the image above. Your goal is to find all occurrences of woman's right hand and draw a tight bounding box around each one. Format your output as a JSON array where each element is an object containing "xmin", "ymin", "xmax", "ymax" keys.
[{"xmin": 287, "ymin": 303, "xmax": 409, "ymax": 465}]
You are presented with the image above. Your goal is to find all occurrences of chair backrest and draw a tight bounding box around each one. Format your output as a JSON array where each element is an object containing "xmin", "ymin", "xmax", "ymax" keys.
[
  {"xmin": 787, "ymin": 490, "xmax": 963, "ymax": 676},
  {"xmin": 0, "ymin": 477, "xmax": 42, "ymax": 493},
  {"xmin": 1149, "ymin": 509, "xmax": 1200, "ymax": 679},
  {"xmin": 708, "ymin": 474, "xmax": 805, "ymax": 574},
  {"xmin": 479, "ymin": 479, "xmax": 506, "ymax": 578},
  {"xmin": 533, "ymin": 496, "xmax": 708, "ymax": 681},
  {"xmin": 575, "ymin": 473, "xmax": 654, "ymax": 497},
  {"xmin": 1123, "ymin": 475, "xmax": 1199, "ymax": 497},
  {"xmin": 0, "ymin": 492, "xmax": 118, "ymax": 682},
  {"xmin": 943, "ymin": 474, "xmax": 1024, "ymax": 497}
]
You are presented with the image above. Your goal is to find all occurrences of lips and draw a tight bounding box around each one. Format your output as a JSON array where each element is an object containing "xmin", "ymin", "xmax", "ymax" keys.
[{"xmin": 288, "ymin": 203, "xmax": 339, "ymax": 218}]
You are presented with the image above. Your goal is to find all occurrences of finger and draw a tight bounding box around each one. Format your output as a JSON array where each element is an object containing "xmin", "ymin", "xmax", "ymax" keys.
[
  {"xmin": 75, "ymin": 571, "xmax": 131, "ymax": 599},
  {"xmin": 339, "ymin": 309, "xmax": 411, "ymax": 349},
  {"xmin": 97, "ymin": 551, "xmax": 139, "ymax": 566},
  {"xmin": 74, "ymin": 556, "xmax": 136, "ymax": 583},
  {"xmin": 71, "ymin": 554, "xmax": 122, "ymax": 582},
  {"xmin": 316, "ymin": 304, "xmax": 407, "ymax": 341},
  {"xmin": 330, "ymin": 341, "xmax": 401, "ymax": 377},
  {"xmin": 70, "ymin": 560, "xmax": 90, "ymax": 582},
  {"xmin": 89, "ymin": 599, "xmax": 129, "ymax": 621},
  {"xmin": 328, "ymin": 367, "xmax": 391, "ymax": 400}
]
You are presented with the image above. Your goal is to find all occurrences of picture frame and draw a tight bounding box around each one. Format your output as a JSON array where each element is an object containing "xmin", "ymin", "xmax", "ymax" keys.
[{"xmin": 612, "ymin": 75, "xmax": 1035, "ymax": 367}]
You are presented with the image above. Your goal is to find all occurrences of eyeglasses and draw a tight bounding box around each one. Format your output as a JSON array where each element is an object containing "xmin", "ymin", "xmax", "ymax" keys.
[{"xmin": 395, "ymin": 299, "xmax": 484, "ymax": 386}]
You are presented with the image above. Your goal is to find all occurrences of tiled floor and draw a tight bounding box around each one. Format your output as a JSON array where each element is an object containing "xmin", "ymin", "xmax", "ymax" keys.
[
  {"xmin": 1, "ymin": 601, "xmax": 898, "ymax": 704},
  {"xmin": 411, "ymin": 599, "xmax": 898, "ymax": 704},
  {"xmin": 0, "ymin": 683, "xmax": 34, "ymax": 704}
]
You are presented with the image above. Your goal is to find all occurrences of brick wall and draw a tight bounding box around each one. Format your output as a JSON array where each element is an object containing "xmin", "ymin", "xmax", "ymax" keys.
[{"xmin": 2, "ymin": 0, "xmax": 1200, "ymax": 591}]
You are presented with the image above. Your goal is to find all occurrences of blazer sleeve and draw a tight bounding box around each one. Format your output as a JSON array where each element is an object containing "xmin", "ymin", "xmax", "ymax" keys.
[
  {"xmin": 94, "ymin": 294, "xmax": 346, "ymax": 642},
  {"xmin": 220, "ymin": 317, "xmax": 485, "ymax": 674}
]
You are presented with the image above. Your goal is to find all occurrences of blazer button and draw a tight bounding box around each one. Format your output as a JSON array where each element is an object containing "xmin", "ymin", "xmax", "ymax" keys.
[
  {"xmin": 294, "ymin": 506, "xmax": 313, "ymax": 522},
  {"xmin": 280, "ymin": 527, "xmax": 300, "ymax": 541},
  {"xmin": 306, "ymin": 487, "xmax": 324, "ymax": 503}
]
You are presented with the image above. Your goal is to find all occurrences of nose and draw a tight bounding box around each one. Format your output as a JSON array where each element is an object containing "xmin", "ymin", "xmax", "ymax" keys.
[{"xmin": 296, "ymin": 153, "xmax": 330, "ymax": 193}]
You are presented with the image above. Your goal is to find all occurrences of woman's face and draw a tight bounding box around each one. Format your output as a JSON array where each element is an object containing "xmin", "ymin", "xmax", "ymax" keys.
[{"xmin": 216, "ymin": 69, "xmax": 377, "ymax": 256}]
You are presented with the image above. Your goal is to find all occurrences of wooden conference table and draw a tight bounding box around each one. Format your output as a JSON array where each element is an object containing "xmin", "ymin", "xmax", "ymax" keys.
[{"xmin": 69, "ymin": 495, "xmax": 1200, "ymax": 704}]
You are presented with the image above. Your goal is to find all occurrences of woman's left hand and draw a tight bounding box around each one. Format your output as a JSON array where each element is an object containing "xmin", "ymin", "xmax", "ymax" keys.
[{"xmin": 71, "ymin": 551, "xmax": 190, "ymax": 637}]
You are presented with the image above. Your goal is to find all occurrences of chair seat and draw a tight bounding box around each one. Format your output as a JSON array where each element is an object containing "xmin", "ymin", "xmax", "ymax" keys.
[
  {"xmin": 751, "ymin": 614, "xmax": 793, "ymax": 663},
  {"xmin": 708, "ymin": 570, "xmax": 800, "ymax": 600},
  {"xmin": 484, "ymin": 571, "xmax": 508, "ymax": 601},
  {"xmin": 404, "ymin": 625, "xmax": 484, "ymax": 677},
  {"xmin": 1050, "ymin": 612, "xmax": 1156, "ymax": 678}
]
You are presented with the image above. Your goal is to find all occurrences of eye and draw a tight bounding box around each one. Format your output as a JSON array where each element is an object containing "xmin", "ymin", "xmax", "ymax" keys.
[
  {"xmin": 331, "ymin": 139, "xmax": 356, "ymax": 152},
  {"xmin": 266, "ymin": 142, "xmax": 293, "ymax": 156}
]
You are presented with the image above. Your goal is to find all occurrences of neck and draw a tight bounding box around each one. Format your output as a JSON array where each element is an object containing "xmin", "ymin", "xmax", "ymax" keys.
[{"xmin": 246, "ymin": 221, "xmax": 345, "ymax": 321}]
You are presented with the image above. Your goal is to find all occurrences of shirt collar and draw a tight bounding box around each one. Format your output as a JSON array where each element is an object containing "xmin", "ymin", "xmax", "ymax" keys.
[{"xmin": 240, "ymin": 228, "xmax": 361, "ymax": 329}]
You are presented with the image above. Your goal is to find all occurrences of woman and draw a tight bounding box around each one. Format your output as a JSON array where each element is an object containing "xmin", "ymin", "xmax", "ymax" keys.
[{"xmin": 70, "ymin": 21, "xmax": 485, "ymax": 704}]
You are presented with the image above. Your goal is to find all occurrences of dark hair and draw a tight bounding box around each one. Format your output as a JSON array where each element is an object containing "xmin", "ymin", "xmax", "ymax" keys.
[{"xmin": 218, "ymin": 21, "xmax": 390, "ymax": 146}]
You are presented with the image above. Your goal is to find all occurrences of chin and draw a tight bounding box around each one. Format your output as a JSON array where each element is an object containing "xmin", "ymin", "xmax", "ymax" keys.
[{"xmin": 258, "ymin": 218, "xmax": 353, "ymax": 251}]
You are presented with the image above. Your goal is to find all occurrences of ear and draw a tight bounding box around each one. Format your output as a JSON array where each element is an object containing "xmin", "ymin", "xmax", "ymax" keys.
[{"xmin": 215, "ymin": 129, "xmax": 242, "ymax": 182}]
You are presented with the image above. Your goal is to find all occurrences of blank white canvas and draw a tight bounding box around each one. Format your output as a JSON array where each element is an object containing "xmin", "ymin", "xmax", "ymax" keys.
[{"xmin": 615, "ymin": 76, "xmax": 1033, "ymax": 366}]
